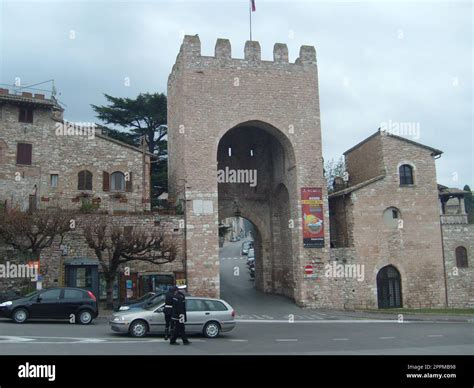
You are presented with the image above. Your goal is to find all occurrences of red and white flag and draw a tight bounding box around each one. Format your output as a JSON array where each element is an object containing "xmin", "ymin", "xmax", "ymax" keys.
[{"xmin": 250, "ymin": 0, "xmax": 256, "ymax": 12}]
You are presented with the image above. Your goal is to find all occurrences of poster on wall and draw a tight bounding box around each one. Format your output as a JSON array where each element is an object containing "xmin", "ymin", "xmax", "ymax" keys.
[{"xmin": 301, "ymin": 187, "xmax": 325, "ymax": 248}]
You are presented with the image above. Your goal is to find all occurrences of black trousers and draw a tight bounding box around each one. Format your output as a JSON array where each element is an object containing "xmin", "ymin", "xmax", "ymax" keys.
[
  {"xmin": 170, "ymin": 320, "xmax": 188, "ymax": 343},
  {"xmin": 165, "ymin": 314, "xmax": 172, "ymax": 329}
]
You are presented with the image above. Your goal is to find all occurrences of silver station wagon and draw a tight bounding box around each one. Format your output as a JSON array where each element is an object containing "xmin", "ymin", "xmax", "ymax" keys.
[{"xmin": 110, "ymin": 296, "xmax": 236, "ymax": 338}]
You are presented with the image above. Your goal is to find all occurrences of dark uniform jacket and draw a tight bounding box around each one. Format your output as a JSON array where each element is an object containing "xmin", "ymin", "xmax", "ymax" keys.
[
  {"xmin": 171, "ymin": 292, "xmax": 187, "ymax": 322},
  {"xmin": 164, "ymin": 290, "xmax": 174, "ymax": 316}
]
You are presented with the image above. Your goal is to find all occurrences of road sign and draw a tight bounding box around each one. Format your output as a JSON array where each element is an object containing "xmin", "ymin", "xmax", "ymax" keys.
[{"xmin": 304, "ymin": 265, "xmax": 313, "ymax": 275}]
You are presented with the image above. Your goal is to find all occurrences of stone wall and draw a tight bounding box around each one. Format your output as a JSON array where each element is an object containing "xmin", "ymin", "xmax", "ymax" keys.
[
  {"xmin": 0, "ymin": 213, "xmax": 185, "ymax": 295},
  {"xmin": 442, "ymin": 222, "xmax": 474, "ymax": 307},
  {"xmin": 333, "ymin": 132, "xmax": 447, "ymax": 308},
  {"xmin": 0, "ymin": 99, "xmax": 151, "ymax": 213}
]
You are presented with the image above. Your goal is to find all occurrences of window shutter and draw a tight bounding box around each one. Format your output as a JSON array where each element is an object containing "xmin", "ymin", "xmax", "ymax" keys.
[
  {"xmin": 78, "ymin": 171, "xmax": 85, "ymax": 190},
  {"xmin": 103, "ymin": 171, "xmax": 110, "ymax": 192},
  {"xmin": 17, "ymin": 143, "xmax": 32, "ymax": 165},
  {"xmin": 126, "ymin": 172, "xmax": 133, "ymax": 192},
  {"xmin": 86, "ymin": 171, "xmax": 93, "ymax": 190}
]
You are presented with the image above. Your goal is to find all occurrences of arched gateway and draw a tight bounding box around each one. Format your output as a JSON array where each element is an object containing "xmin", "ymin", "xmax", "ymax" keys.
[{"xmin": 167, "ymin": 36, "xmax": 329, "ymax": 306}]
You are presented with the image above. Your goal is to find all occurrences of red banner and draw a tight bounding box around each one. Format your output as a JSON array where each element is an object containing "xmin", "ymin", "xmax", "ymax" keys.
[{"xmin": 301, "ymin": 187, "xmax": 324, "ymax": 248}]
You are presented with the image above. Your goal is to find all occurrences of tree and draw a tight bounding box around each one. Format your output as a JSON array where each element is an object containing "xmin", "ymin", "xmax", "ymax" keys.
[
  {"xmin": 92, "ymin": 93, "xmax": 168, "ymax": 195},
  {"xmin": 0, "ymin": 209, "xmax": 72, "ymax": 256},
  {"xmin": 324, "ymin": 157, "xmax": 347, "ymax": 193},
  {"xmin": 91, "ymin": 93, "xmax": 167, "ymax": 156},
  {"xmin": 463, "ymin": 185, "xmax": 474, "ymax": 223},
  {"xmin": 82, "ymin": 218, "xmax": 177, "ymax": 309}
]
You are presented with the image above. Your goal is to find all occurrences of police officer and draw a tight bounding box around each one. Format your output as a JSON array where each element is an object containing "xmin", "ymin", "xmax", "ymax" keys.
[
  {"xmin": 163, "ymin": 286, "xmax": 175, "ymax": 340},
  {"xmin": 169, "ymin": 286, "xmax": 190, "ymax": 345}
]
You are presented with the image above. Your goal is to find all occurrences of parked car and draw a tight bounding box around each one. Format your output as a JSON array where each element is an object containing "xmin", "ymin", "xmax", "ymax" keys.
[
  {"xmin": 0, "ymin": 287, "xmax": 98, "ymax": 324},
  {"xmin": 241, "ymin": 241, "xmax": 253, "ymax": 255},
  {"xmin": 0, "ymin": 290, "xmax": 20, "ymax": 303},
  {"xmin": 110, "ymin": 296, "xmax": 236, "ymax": 338},
  {"xmin": 114, "ymin": 292, "xmax": 163, "ymax": 312}
]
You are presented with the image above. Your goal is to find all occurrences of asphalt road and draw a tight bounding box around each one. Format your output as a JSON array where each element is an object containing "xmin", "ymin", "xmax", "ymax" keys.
[{"xmin": 0, "ymin": 240, "xmax": 472, "ymax": 355}]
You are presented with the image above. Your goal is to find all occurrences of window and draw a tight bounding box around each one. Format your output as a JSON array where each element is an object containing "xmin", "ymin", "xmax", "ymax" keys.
[
  {"xmin": 19, "ymin": 107, "xmax": 33, "ymax": 123},
  {"xmin": 64, "ymin": 289, "xmax": 85, "ymax": 300},
  {"xmin": 110, "ymin": 171, "xmax": 125, "ymax": 192},
  {"xmin": 40, "ymin": 289, "xmax": 61, "ymax": 300},
  {"xmin": 78, "ymin": 170, "xmax": 93, "ymax": 190},
  {"xmin": 383, "ymin": 207, "xmax": 401, "ymax": 229},
  {"xmin": 50, "ymin": 174, "xmax": 58, "ymax": 188},
  {"xmin": 399, "ymin": 164, "xmax": 414, "ymax": 185},
  {"xmin": 455, "ymin": 246, "xmax": 468, "ymax": 268},
  {"xmin": 16, "ymin": 143, "xmax": 32, "ymax": 165},
  {"xmin": 186, "ymin": 299, "xmax": 207, "ymax": 312},
  {"xmin": 203, "ymin": 300, "xmax": 228, "ymax": 311}
]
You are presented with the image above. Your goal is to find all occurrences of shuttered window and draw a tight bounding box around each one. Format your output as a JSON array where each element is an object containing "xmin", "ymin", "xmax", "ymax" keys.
[
  {"xmin": 103, "ymin": 171, "xmax": 110, "ymax": 192},
  {"xmin": 19, "ymin": 107, "xmax": 33, "ymax": 123},
  {"xmin": 78, "ymin": 170, "xmax": 93, "ymax": 190},
  {"xmin": 16, "ymin": 143, "xmax": 32, "ymax": 165},
  {"xmin": 111, "ymin": 172, "xmax": 125, "ymax": 192},
  {"xmin": 456, "ymin": 246, "xmax": 468, "ymax": 268}
]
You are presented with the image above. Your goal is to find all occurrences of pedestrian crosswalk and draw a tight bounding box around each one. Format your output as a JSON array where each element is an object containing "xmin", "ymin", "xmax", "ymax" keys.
[{"xmin": 220, "ymin": 256, "xmax": 246, "ymax": 260}]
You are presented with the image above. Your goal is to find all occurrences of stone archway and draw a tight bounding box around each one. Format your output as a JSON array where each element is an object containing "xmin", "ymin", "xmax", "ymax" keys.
[{"xmin": 217, "ymin": 121, "xmax": 297, "ymax": 299}]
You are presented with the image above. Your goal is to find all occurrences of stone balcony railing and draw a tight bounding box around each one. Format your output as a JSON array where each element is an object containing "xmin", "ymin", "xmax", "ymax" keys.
[{"xmin": 440, "ymin": 214, "xmax": 468, "ymax": 225}]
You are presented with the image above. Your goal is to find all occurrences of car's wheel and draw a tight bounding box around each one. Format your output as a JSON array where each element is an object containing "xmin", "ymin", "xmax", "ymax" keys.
[
  {"xmin": 77, "ymin": 310, "xmax": 93, "ymax": 325},
  {"xmin": 203, "ymin": 321, "xmax": 221, "ymax": 338},
  {"xmin": 129, "ymin": 320, "xmax": 148, "ymax": 338},
  {"xmin": 12, "ymin": 308, "xmax": 29, "ymax": 324}
]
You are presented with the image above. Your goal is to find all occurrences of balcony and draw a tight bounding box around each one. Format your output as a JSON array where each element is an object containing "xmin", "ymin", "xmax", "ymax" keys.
[{"xmin": 440, "ymin": 214, "xmax": 468, "ymax": 225}]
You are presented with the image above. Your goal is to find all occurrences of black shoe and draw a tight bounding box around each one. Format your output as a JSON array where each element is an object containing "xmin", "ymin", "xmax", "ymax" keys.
[
  {"xmin": 164, "ymin": 336, "xmax": 169, "ymax": 341},
  {"xmin": 183, "ymin": 341, "xmax": 191, "ymax": 345},
  {"xmin": 170, "ymin": 342, "xmax": 180, "ymax": 345}
]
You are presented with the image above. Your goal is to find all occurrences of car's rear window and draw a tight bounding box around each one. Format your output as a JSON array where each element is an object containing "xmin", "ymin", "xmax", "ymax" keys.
[
  {"xmin": 203, "ymin": 300, "xmax": 228, "ymax": 311},
  {"xmin": 64, "ymin": 289, "xmax": 85, "ymax": 299}
]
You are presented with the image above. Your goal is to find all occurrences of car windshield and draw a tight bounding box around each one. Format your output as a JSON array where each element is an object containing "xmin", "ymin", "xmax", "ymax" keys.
[
  {"xmin": 136, "ymin": 293, "xmax": 155, "ymax": 303},
  {"xmin": 144, "ymin": 295, "xmax": 165, "ymax": 310}
]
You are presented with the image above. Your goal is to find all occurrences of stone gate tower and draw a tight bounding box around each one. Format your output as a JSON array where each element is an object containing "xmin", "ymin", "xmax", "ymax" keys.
[{"xmin": 168, "ymin": 35, "xmax": 332, "ymax": 307}]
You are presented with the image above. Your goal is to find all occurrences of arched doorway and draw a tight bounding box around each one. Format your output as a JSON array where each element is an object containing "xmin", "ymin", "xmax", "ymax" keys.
[
  {"xmin": 217, "ymin": 120, "xmax": 296, "ymax": 299},
  {"xmin": 377, "ymin": 265, "xmax": 403, "ymax": 308}
]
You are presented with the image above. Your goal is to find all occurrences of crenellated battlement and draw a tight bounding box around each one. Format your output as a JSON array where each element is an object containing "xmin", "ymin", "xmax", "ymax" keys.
[{"xmin": 173, "ymin": 35, "xmax": 316, "ymax": 70}]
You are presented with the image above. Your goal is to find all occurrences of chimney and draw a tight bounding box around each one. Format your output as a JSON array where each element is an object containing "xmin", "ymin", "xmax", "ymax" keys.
[{"xmin": 21, "ymin": 92, "xmax": 33, "ymax": 98}]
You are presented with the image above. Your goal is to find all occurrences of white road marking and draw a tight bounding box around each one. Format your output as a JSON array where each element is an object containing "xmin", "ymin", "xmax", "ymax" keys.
[
  {"xmin": 276, "ymin": 339, "xmax": 298, "ymax": 342},
  {"xmin": 333, "ymin": 338, "xmax": 349, "ymax": 341},
  {"xmin": 235, "ymin": 319, "xmax": 407, "ymax": 323},
  {"xmin": 229, "ymin": 339, "xmax": 248, "ymax": 342},
  {"xmin": 379, "ymin": 337, "xmax": 395, "ymax": 339},
  {"xmin": 427, "ymin": 334, "xmax": 443, "ymax": 337}
]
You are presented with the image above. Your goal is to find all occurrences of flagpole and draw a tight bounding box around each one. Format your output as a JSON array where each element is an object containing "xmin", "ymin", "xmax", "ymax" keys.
[{"xmin": 249, "ymin": 0, "xmax": 252, "ymax": 41}]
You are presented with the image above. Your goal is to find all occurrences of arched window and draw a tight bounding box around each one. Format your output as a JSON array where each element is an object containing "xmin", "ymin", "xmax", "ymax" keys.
[
  {"xmin": 110, "ymin": 171, "xmax": 125, "ymax": 192},
  {"xmin": 383, "ymin": 207, "xmax": 401, "ymax": 229},
  {"xmin": 78, "ymin": 170, "xmax": 93, "ymax": 190},
  {"xmin": 455, "ymin": 246, "xmax": 468, "ymax": 268},
  {"xmin": 399, "ymin": 164, "xmax": 414, "ymax": 185}
]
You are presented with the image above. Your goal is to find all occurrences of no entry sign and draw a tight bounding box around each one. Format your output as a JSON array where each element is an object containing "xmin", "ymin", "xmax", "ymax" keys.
[{"xmin": 304, "ymin": 265, "xmax": 313, "ymax": 275}]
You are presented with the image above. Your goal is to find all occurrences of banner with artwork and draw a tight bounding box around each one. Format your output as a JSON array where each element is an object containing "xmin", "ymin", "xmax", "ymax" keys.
[{"xmin": 301, "ymin": 187, "xmax": 324, "ymax": 248}]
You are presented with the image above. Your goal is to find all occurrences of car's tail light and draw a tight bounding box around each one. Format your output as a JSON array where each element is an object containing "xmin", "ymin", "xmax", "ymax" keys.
[
  {"xmin": 231, "ymin": 310, "xmax": 235, "ymax": 317},
  {"xmin": 87, "ymin": 291, "xmax": 97, "ymax": 302}
]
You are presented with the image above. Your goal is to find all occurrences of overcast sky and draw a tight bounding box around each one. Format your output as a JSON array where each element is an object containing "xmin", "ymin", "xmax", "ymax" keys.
[{"xmin": 1, "ymin": 0, "xmax": 472, "ymax": 188}]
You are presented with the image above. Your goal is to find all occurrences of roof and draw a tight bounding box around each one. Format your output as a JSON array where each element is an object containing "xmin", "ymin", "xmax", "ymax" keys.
[
  {"xmin": 0, "ymin": 90, "xmax": 62, "ymax": 109},
  {"xmin": 438, "ymin": 184, "xmax": 471, "ymax": 197},
  {"xmin": 328, "ymin": 174, "xmax": 386, "ymax": 199},
  {"xmin": 344, "ymin": 129, "xmax": 443, "ymax": 157}
]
